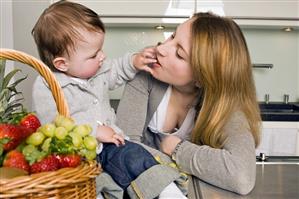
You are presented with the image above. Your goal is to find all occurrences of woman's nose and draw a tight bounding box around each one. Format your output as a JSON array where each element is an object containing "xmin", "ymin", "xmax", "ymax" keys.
[{"xmin": 156, "ymin": 42, "xmax": 167, "ymax": 57}]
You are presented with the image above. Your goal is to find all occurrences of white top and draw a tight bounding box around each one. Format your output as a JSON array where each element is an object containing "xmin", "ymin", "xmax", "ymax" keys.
[{"xmin": 148, "ymin": 86, "xmax": 195, "ymax": 141}]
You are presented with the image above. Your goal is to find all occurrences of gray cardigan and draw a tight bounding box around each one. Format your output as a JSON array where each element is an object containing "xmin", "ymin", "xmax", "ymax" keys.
[{"xmin": 116, "ymin": 72, "xmax": 257, "ymax": 196}]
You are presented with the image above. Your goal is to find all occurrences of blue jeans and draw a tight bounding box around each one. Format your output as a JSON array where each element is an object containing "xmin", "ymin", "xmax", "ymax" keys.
[{"xmin": 97, "ymin": 140, "xmax": 157, "ymax": 189}]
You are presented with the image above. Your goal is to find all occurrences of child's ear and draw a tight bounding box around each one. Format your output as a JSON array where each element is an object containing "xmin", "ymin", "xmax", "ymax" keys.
[{"xmin": 53, "ymin": 57, "xmax": 69, "ymax": 72}]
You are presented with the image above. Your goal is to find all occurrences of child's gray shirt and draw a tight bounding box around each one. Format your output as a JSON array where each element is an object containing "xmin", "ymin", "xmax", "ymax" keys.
[{"xmin": 32, "ymin": 53, "xmax": 135, "ymax": 137}]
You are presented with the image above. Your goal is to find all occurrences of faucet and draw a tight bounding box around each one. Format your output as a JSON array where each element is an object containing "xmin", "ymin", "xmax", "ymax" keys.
[
  {"xmin": 283, "ymin": 94, "xmax": 289, "ymax": 104},
  {"xmin": 265, "ymin": 94, "xmax": 270, "ymax": 104}
]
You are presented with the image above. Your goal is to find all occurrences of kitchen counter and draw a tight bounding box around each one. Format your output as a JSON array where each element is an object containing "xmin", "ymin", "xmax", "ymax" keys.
[{"xmin": 189, "ymin": 161, "xmax": 299, "ymax": 199}]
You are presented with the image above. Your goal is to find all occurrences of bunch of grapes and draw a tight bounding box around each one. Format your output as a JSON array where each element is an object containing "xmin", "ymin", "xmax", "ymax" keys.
[{"xmin": 22, "ymin": 115, "xmax": 97, "ymax": 164}]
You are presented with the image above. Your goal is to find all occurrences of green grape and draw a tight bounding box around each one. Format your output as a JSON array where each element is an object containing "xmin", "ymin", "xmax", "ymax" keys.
[
  {"xmin": 40, "ymin": 123, "xmax": 56, "ymax": 137},
  {"xmin": 22, "ymin": 145, "xmax": 43, "ymax": 164},
  {"xmin": 69, "ymin": 132, "xmax": 83, "ymax": 148},
  {"xmin": 54, "ymin": 126, "xmax": 68, "ymax": 140},
  {"xmin": 83, "ymin": 136, "xmax": 97, "ymax": 150},
  {"xmin": 42, "ymin": 137, "xmax": 52, "ymax": 152},
  {"xmin": 26, "ymin": 132, "xmax": 45, "ymax": 146},
  {"xmin": 60, "ymin": 117, "xmax": 75, "ymax": 131},
  {"xmin": 85, "ymin": 125, "xmax": 92, "ymax": 135},
  {"xmin": 84, "ymin": 149, "xmax": 97, "ymax": 160},
  {"xmin": 73, "ymin": 125, "xmax": 91, "ymax": 137},
  {"xmin": 54, "ymin": 114, "xmax": 65, "ymax": 127},
  {"xmin": 22, "ymin": 144, "xmax": 37, "ymax": 156}
]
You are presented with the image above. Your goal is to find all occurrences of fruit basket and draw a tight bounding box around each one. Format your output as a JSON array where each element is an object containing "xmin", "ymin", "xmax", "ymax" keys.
[{"xmin": 0, "ymin": 49, "xmax": 101, "ymax": 198}]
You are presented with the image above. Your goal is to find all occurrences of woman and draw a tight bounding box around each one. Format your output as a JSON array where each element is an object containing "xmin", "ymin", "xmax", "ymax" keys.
[{"xmin": 116, "ymin": 12, "xmax": 261, "ymax": 195}]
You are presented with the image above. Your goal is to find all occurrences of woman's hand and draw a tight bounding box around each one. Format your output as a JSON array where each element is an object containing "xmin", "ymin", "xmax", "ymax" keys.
[{"xmin": 160, "ymin": 135, "xmax": 182, "ymax": 156}]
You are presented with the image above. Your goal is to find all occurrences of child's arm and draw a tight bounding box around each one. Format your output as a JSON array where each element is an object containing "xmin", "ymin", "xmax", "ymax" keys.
[
  {"xmin": 96, "ymin": 124, "xmax": 125, "ymax": 146},
  {"xmin": 132, "ymin": 46, "xmax": 157, "ymax": 74},
  {"xmin": 104, "ymin": 47, "xmax": 157, "ymax": 90}
]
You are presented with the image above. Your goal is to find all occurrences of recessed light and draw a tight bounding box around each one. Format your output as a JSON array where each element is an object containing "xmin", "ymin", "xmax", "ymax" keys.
[
  {"xmin": 282, "ymin": 27, "xmax": 293, "ymax": 32},
  {"xmin": 155, "ymin": 25, "xmax": 165, "ymax": 30}
]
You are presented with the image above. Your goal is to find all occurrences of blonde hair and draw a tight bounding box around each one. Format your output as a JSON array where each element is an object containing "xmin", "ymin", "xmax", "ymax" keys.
[
  {"xmin": 190, "ymin": 13, "xmax": 261, "ymax": 148},
  {"xmin": 32, "ymin": 0, "xmax": 105, "ymax": 71}
]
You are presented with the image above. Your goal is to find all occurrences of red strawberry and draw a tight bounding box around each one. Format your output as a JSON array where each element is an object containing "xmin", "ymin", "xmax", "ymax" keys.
[
  {"xmin": 30, "ymin": 154, "xmax": 60, "ymax": 174},
  {"xmin": 19, "ymin": 113, "xmax": 41, "ymax": 133},
  {"xmin": 3, "ymin": 150, "xmax": 30, "ymax": 172},
  {"xmin": 0, "ymin": 124, "xmax": 23, "ymax": 151},
  {"xmin": 56, "ymin": 154, "xmax": 82, "ymax": 168}
]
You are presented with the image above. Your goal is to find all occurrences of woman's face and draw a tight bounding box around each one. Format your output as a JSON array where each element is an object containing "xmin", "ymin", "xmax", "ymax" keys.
[{"xmin": 151, "ymin": 18, "xmax": 195, "ymax": 89}]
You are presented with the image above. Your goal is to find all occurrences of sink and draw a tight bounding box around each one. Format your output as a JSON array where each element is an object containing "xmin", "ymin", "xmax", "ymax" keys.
[
  {"xmin": 259, "ymin": 103, "xmax": 299, "ymax": 113},
  {"xmin": 259, "ymin": 103, "xmax": 299, "ymax": 121}
]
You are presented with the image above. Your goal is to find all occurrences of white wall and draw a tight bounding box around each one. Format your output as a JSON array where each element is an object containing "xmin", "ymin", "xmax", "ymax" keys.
[
  {"xmin": 12, "ymin": 1, "xmax": 50, "ymax": 109},
  {"xmin": 245, "ymin": 29, "xmax": 299, "ymax": 102},
  {"xmin": 0, "ymin": 0, "xmax": 14, "ymax": 71}
]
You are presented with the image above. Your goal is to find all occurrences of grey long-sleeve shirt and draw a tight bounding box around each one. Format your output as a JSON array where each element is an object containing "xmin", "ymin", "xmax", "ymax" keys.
[
  {"xmin": 32, "ymin": 53, "xmax": 136, "ymax": 137},
  {"xmin": 116, "ymin": 72, "xmax": 257, "ymax": 195}
]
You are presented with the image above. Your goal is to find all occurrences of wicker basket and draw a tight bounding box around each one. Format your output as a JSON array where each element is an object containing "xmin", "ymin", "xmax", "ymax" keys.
[{"xmin": 0, "ymin": 49, "xmax": 102, "ymax": 199}]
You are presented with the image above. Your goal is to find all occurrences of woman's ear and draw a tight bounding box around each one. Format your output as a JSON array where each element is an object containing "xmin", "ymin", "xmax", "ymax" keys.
[
  {"xmin": 195, "ymin": 81, "xmax": 201, "ymax": 88},
  {"xmin": 53, "ymin": 57, "xmax": 68, "ymax": 72}
]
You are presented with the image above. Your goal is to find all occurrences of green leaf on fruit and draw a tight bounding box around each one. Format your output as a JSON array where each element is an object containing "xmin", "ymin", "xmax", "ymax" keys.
[{"xmin": 49, "ymin": 135, "xmax": 75, "ymax": 154}]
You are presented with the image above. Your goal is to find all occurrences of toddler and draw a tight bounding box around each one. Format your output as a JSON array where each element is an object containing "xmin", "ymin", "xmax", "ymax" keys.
[{"xmin": 31, "ymin": 1, "xmax": 187, "ymax": 198}]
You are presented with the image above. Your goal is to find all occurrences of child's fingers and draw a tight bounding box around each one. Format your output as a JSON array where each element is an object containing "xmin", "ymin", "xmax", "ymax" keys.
[
  {"xmin": 113, "ymin": 134, "xmax": 125, "ymax": 145},
  {"xmin": 142, "ymin": 51, "xmax": 156, "ymax": 59},
  {"xmin": 144, "ymin": 58, "xmax": 157, "ymax": 64}
]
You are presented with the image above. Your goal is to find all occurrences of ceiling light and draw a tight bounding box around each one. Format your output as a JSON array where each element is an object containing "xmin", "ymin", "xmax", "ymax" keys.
[
  {"xmin": 155, "ymin": 25, "xmax": 165, "ymax": 30},
  {"xmin": 282, "ymin": 27, "xmax": 293, "ymax": 32}
]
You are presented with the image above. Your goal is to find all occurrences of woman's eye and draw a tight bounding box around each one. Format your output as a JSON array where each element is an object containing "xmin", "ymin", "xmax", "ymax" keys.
[{"xmin": 176, "ymin": 51, "xmax": 183, "ymax": 59}]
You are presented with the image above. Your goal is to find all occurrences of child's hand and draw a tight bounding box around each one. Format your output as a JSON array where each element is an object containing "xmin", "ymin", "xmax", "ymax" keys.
[
  {"xmin": 96, "ymin": 125, "xmax": 125, "ymax": 146},
  {"xmin": 132, "ymin": 46, "xmax": 157, "ymax": 74}
]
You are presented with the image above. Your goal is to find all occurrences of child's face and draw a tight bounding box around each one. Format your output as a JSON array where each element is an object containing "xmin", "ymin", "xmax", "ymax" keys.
[{"xmin": 64, "ymin": 28, "xmax": 105, "ymax": 79}]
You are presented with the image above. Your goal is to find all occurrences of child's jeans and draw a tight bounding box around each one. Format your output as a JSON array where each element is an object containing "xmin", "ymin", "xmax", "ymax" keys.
[{"xmin": 97, "ymin": 140, "xmax": 158, "ymax": 189}]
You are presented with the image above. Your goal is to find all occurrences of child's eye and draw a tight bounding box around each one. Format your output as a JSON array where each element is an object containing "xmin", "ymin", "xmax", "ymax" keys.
[{"xmin": 90, "ymin": 54, "xmax": 98, "ymax": 59}]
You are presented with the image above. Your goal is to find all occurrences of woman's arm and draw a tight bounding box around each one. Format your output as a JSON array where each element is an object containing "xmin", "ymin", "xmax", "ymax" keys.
[
  {"xmin": 116, "ymin": 72, "xmax": 150, "ymax": 142},
  {"xmin": 162, "ymin": 111, "xmax": 257, "ymax": 195}
]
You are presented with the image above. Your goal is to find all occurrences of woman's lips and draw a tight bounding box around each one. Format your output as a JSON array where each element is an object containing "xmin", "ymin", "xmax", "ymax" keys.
[{"xmin": 151, "ymin": 57, "xmax": 161, "ymax": 68}]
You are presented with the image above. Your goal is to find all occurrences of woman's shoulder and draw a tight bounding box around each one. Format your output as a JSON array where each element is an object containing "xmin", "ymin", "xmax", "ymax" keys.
[
  {"xmin": 222, "ymin": 110, "xmax": 252, "ymax": 137},
  {"xmin": 128, "ymin": 72, "xmax": 168, "ymax": 92}
]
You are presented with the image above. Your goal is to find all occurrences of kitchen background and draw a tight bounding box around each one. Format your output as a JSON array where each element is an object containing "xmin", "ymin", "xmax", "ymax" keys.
[{"xmin": 1, "ymin": 0, "xmax": 299, "ymax": 156}]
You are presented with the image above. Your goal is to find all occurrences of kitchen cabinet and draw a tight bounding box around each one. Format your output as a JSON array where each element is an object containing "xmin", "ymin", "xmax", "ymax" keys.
[
  {"xmin": 196, "ymin": 0, "xmax": 299, "ymax": 28},
  {"xmin": 210, "ymin": 0, "xmax": 299, "ymax": 18},
  {"xmin": 72, "ymin": 0, "xmax": 299, "ymax": 28},
  {"xmin": 73, "ymin": 0, "xmax": 194, "ymax": 26},
  {"xmin": 256, "ymin": 122, "xmax": 299, "ymax": 156}
]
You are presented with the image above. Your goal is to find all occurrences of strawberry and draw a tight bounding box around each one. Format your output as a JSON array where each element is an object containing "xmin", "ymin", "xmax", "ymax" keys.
[
  {"xmin": 19, "ymin": 113, "xmax": 41, "ymax": 133},
  {"xmin": 0, "ymin": 124, "xmax": 23, "ymax": 151},
  {"xmin": 30, "ymin": 154, "xmax": 60, "ymax": 174},
  {"xmin": 56, "ymin": 154, "xmax": 82, "ymax": 168},
  {"xmin": 3, "ymin": 150, "xmax": 30, "ymax": 172}
]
